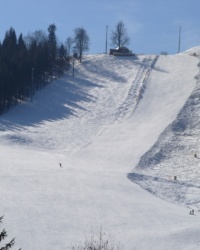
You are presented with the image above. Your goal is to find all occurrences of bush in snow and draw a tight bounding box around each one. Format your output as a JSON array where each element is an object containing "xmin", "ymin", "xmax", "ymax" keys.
[{"xmin": 71, "ymin": 227, "xmax": 121, "ymax": 250}]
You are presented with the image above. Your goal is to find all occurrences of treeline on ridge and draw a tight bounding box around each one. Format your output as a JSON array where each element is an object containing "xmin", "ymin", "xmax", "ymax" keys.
[
  {"xmin": 0, "ymin": 20, "xmax": 131, "ymax": 115},
  {"xmin": 0, "ymin": 24, "xmax": 70, "ymax": 115}
]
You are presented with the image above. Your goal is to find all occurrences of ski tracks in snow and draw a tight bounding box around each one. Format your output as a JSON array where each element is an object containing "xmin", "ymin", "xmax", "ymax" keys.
[
  {"xmin": 46, "ymin": 54, "xmax": 158, "ymax": 152},
  {"xmin": 130, "ymin": 53, "xmax": 200, "ymax": 210},
  {"xmin": 114, "ymin": 55, "xmax": 158, "ymax": 123},
  {"xmin": 0, "ymin": 54, "xmax": 158, "ymax": 153}
]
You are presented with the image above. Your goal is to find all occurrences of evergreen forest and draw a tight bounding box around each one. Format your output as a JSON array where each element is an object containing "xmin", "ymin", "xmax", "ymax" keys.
[{"xmin": 0, "ymin": 24, "xmax": 70, "ymax": 115}]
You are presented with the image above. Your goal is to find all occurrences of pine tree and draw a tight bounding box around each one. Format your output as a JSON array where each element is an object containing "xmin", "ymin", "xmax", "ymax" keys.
[
  {"xmin": 57, "ymin": 43, "xmax": 68, "ymax": 75},
  {"xmin": 48, "ymin": 24, "xmax": 57, "ymax": 73},
  {"xmin": 0, "ymin": 216, "xmax": 20, "ymax": 250}
]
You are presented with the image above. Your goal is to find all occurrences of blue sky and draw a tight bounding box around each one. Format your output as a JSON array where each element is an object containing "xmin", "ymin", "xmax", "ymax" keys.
[{"xmin": 0, "ymin": 0, "xmax": 200, "ymax": 54}]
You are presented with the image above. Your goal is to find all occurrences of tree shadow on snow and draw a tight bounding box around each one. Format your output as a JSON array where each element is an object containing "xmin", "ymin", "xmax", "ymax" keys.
[
  {"xmin": 81, "ymin": 57, "xmax": 134, "ymax": 83},
  {"xmin": 0, "ymin": 77, "xmax": 102, "ymax": 130}
]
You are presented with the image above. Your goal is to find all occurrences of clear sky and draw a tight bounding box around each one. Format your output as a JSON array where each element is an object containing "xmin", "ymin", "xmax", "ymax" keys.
[{"xmin": 0, "ymin": 0, "xmax": 200, "ymax": 55}]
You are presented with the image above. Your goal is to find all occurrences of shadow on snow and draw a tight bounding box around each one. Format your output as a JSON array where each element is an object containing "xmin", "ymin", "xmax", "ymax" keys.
[{"xmin": 0, "ymin": 76, "xmax": 104, "ymax": 130}]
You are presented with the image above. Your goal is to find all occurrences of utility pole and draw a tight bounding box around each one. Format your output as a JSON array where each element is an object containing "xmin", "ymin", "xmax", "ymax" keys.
[
  {"xmin": 31, "ymin": 68, "xmax": 34, "ymax": 102},
  {"xmin": 178, "ymin": 26, "xmax": 181, "ymax": 53},
  {"xmin": 72, "ymin": 58, "xmax": 75, "ymax": 77},
  {"xmin": 105, "ymin": 25, "xmax": 108, "ymax": 54}
]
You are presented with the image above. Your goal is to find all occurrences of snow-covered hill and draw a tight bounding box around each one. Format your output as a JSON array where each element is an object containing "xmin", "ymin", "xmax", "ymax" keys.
[
  {"xmin": 130, "ymin": 51, "xmax": 200, "ymax": 209},
  {"xmin": 0, "ymin": 51, "xmax": 200, "ymax": 250},
  {"xmin": 0, "ymin": 54, "xmax": 156, "ymax": 152}
]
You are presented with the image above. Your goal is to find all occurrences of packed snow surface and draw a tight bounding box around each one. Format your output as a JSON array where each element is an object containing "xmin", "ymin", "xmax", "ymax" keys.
[{"xmin": 0, "ymin": 51, "xmax": 200, "ymax": 250}]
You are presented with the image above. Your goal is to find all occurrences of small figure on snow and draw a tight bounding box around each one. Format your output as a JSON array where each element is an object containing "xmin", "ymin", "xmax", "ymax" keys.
[
  {"xmin": 59, "ymin": 163, "xmax": 62, "ymax": 168},
  {"xmin": 189, "ymin": 209, "xmax": 194, "ymax": 215},
  {"xmin": 194, "ymin": 153, "xmax": 197, "ymax": 158}
]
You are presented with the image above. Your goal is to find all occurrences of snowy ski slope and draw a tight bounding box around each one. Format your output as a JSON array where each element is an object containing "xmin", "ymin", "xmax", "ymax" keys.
[
  {"xmin": 133, "ymin": 48, "xmax": 200, "ymax": 210},
  {"xmin": 0, "ymin": 51, "xmax": 200, "ymax": 250}
]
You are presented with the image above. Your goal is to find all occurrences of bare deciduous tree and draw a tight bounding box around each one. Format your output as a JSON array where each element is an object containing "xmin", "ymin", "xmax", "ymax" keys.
[
  {"xmin": 73, "ymin": 27, "xmax": 90, "ymax": 63},
  {"xmin": 24, "ymin": 30, "xmax": 47, "ymax": 48},
  {"xmin": 65, "ymin": 36, "xmax": 74, "ymax": 56},
  {"xmin": 71, "ymin": 227, "xmax": 121, "ymax": 250},
  {"xmin": 111, "ymin": 21, "xmax": 130, "ymax": 48}
]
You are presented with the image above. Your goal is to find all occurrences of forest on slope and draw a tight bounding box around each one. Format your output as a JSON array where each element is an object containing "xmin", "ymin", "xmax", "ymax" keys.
[{"xmin": 0, "ymin": 24, "xmax": 70, "ymax": 115}]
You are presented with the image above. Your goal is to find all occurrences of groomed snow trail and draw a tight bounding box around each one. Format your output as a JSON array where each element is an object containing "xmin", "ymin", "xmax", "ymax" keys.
[
  {"xmin": 132, "ymin": 51, "xmax": 200, "ymax": 210},
  {"xmin": 0, "ymin": 54, "xmax": 155, "ymax": 152},
  {"xmin": 0, "ymin": 53, "xmax": 200, "ymax": 250}
]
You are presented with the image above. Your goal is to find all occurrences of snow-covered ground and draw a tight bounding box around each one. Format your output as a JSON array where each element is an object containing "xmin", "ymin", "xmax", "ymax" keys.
[{"xmin": 0, "ymin": 51, "xmax": 200, "ymax": 250}]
